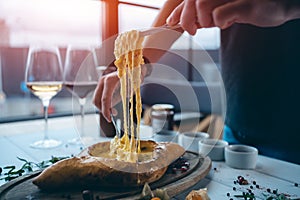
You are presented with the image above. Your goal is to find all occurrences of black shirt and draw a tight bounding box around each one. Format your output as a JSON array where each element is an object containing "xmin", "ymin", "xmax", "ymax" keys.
[{"xmin": 221, "ymin": 20, "xmax": 300, "ymax": 164}]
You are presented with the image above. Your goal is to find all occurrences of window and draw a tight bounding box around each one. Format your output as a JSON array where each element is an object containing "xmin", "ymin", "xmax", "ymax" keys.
[{"xmin": 0, "ymin": 0, "xmax": 101, "ymax": 122}]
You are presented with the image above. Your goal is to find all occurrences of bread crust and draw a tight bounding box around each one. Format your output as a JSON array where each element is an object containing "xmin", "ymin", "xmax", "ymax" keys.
[{"xmin": 32, "ymin": 141, "xmax": 185, "ymax": 190}]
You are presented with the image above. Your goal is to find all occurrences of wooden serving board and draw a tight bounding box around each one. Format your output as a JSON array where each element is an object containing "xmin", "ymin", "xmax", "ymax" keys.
[{"xmin": 0, "ymin": 152, "xmax": 211, "ymax": 200}]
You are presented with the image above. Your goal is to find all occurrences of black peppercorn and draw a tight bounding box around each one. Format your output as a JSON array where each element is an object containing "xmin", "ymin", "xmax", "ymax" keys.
[
  {"xmin": 267, "ymin": 188, "xmax": 271, "ymax": 193},
  {"xmin": 227, "ymin": 192, "xmax": 230, "ymax": 197},
  {"xmin": 250, "ymin": 185, "xmax": 253, "ymax": 189},
  {"xmin": 256, "ymin": 185, "xmax": 260, "ymax": 189},
  {"xmin": 295, "ymin": 183, "xmax": 299, "ymax": 187},
  {"xmin": 0, "ymin": 167, "xmax": 2, "ymax": 174},
  {"xmin": 273, "ymin": 190, "xmax": 277, "ymax": 194},
  {"xmin": 82, "ymin": 190, "xmax": 93, "ymax": 200},
  {"xmin": 233, "ymin": 187, "xmax": 236, "ymax": 191},
  {"xmin": 253, "ymin": 181, "xmax": 256, "ymax": 185}
]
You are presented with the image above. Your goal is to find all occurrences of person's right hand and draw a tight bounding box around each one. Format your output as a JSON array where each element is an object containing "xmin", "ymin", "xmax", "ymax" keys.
[
  {"xmin": 93, "ymin": 71, "xmax": 121, "ymax": 122},
  {"xmin": 166, "ymin": 0, "xmax": 300, "ymax": 35}
]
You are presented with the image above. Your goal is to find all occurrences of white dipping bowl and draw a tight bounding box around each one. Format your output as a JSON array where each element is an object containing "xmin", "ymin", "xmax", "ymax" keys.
[
  {"xmin": 179, "ymin": 132, "xmax": 209, "ymax": 153},
  {"xmin": 153, "ymin": 130, "xmax": 178, "ymax": 143},
  {"xmin": 199, "ymin": 139, "xmax": 228, "ymax": 161},
  {"xmin": 225, "ymin": 145, "xmax": 258, "ymax": 169}
]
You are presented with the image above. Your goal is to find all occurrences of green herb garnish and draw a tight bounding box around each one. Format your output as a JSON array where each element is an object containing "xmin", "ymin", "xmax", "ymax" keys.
[{"xmin": 0, "ymin": 156, "xmax": 68, "ymax": 182}]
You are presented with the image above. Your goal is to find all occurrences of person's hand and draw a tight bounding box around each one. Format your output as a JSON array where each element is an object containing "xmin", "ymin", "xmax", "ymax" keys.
[
  {"xmin": 167, "ymin": 0, "xmax": 297, "ymax": 34},
  {"xmin": 93, "ymin": 71, "xmax": 120, "ymax": 122},
  {"xmin": 93, "ymin": 62, "xmax": 151, "ymax": 122}
]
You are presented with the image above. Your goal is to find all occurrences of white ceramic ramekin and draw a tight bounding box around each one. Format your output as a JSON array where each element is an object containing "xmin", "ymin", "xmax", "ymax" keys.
[
  {"xmin": 178, "ymin": 132, "xmax": 209, "ymax": 153},
  {"xmin": 225, "ymin": 144, "xmax": 258, "ymax": 169},
  {"xmin": 199, "ymin": 139, "xmax": 228, "ymax": 161}
]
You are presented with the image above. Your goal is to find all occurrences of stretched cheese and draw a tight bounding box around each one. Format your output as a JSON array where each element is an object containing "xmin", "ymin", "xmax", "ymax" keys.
[{"xmin": 112, "ymin": 30, "xmax": 145, "ymax": 162}]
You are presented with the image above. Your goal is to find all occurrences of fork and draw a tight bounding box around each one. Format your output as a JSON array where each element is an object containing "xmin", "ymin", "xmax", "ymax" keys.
[
  {"xmin": 110, "ymin": 112, "xmax": 121, "ymax": 138},
  {"xmin": 140, "ymin": 24, "xmax": 182, "ymax": 37}
]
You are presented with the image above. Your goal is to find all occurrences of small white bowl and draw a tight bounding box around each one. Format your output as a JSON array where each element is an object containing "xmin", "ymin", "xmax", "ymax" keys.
[
  {"xmin": 153, "ymin": 130, "xmax": 179, "ymax": 143},
  {"xmin": 179, "ymin": 132, "xmax": 209, "ymax": 153},
  {"xmin": 225, "ymin": 145, "xmax": 258, "ymax": 169},
  {"xmin": 199, "ymin": 139, "xmax": 228, "ymax": 161}
]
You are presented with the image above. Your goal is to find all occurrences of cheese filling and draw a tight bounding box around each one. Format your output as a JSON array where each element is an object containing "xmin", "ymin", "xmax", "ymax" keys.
[{"xmin": 110, "ymin": 30, "xmax": 145, "ymax": 163}]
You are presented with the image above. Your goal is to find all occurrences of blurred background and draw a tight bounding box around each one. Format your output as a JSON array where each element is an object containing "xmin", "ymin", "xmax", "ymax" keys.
[{"xmin": 0, "ymin": 0, "xmax": 221, "ymax": 123}]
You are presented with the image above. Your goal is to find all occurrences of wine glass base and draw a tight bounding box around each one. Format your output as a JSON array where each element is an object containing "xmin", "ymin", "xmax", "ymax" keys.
[
  {"xmin": 68, "ymin": 136, "xmax": 98, "ymax": 146},
  {"xmin": 30, "ymin": 139, "xmax": 62, "ymax": 149},
  {"xmin": 68, "ymin": 137, "xmax": 83, "ymax": 146}
]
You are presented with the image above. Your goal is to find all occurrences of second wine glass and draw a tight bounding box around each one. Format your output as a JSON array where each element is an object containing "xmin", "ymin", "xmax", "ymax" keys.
[{"xmin": 64, "ymin": 46, "xmax": 98, "ymax": 145}]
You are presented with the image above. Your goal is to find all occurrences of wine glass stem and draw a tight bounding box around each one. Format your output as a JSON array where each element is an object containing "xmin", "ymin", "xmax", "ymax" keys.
[
  {"xmin": 42, "ymin": 99, "xmax": 50, "ymax": 140},
  {"xmin": 79, "ymin": 98, "xmax": 86, "ymax": 137}
]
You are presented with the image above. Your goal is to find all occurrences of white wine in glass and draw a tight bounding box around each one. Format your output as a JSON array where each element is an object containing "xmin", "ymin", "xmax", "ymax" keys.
[
  {"xmin": 25, "ymin": 46, "xmax": 63, "ymax": 149},
  {"xmin": 64, "ymin": 46, "xmax": 98, "ymax": 145}
]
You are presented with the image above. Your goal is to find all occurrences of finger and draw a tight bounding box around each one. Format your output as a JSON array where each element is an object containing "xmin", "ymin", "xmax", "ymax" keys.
[
  {"xmin": 181, "ymin": 0, "xmax": 198, "ymax": 35},
  {"xmin": 101, "ymin": 74, "xmax": 120, "ymax": 122},
  {"xmin": 167, "ymin": 2, "xmax": 184, "ymax": 26},
  {"xmin": 196, "ymin": 0, "xmax": 229, "ymax": 28},
  {"xmin": 213, "ymin": 0, "xmax": 250, "ymax": 29},
  {"xmin": 92, "ymin": 78, "xmax": 104, "ymax": 111},
  {"xmin": 111, "ymin": 107, "xmax": 118, "ymax": 116}
]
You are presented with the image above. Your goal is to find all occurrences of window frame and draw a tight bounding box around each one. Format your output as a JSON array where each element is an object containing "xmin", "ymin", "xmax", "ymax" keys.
[{"xmin": 101, "ymin": 0, "xmax": 160, "ymax": 41}]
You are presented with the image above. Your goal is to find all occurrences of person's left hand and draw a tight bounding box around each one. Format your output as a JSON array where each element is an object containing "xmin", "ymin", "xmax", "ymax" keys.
[
  {"xmin": 167, "ymin": 0, "xmax": 294, "ymax": 34},
  {"xmin": 93, "ymin": 71, "xmax": 121, "ymax": 122}
]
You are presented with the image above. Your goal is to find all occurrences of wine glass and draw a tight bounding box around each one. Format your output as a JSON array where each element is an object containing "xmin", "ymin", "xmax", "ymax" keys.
[
  {"xmin": 64, "ymin": 45, "xmax": 98, "ymax": 145},
  {"xmin": 25, "ymin": 46, "xmax": 63, "ymax": 149}
]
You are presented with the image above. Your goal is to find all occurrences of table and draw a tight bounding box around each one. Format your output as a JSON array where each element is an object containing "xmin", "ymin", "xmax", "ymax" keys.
[{"xmin": 1, "ymin": 115, "xmax": 300, "ymax": 199}]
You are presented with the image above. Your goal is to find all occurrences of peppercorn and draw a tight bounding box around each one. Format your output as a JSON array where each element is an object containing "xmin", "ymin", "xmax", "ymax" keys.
[
  {"xmin": 234, "ymin": 181, "xmax": 237, "ymax": 184},
  {"xmin": 233, "ymin": 187, "xmax": 236, "ymax": 191},
  {"xmin": 267, "ymin": 188, "xmax": 271, "ymax": 193},
  {"xmin": 273, "ymin": 190, "xmax": 277, "ymax": 194},
  {"xmin": 82, "ymin": 190, "xmax": 93, "ymax": 200},
  {"xmin": 250, "ymin": 185, "xmax": 253, "ymax": 189},
  {"xmin": 295, "ymin": 183, "xmax": 299, "ymax": 187},
  {"xmin": 181, "ymin": 166, "xmax": 188, "ymax": 172},
  {"xmin": 0, "ymin": 167, "xmax": 2, "ymax": 174},
  {"xmin": 227, "ymin": 192, "xmax": 230, "ymax": 197},
  {"xmin": 184, "ymin": 162, "xmax": 190, "ymax": 168},
  {"xmin": 252, "ymin": 181, "xmax": 256, "ymax": 185},
  {"xmin": 256, "ymin": 185, "xmax": 260, "ymax": 189}
]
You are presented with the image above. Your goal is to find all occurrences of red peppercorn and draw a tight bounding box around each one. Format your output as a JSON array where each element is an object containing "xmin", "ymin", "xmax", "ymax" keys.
[{"xmin": 181, "ymin": 166, "xmax": 188, "ymax": 172}]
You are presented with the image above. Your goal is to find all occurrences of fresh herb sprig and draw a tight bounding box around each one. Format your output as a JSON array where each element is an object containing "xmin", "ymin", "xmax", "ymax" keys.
[{"xmin": 0, "ymin": 156, "xmax": 68, "ymax": 182}]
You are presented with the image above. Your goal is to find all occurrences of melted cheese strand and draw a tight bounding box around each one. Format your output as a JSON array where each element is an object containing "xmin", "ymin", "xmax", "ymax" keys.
[{"xmin": 112, "ymin": 30, "xmax": 144, "ymax": 162}]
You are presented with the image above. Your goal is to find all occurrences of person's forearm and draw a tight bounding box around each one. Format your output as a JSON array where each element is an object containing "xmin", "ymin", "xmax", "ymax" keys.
[{"xmin": 143, "ymin": 0, "xmax": 184, "ymax": 63}]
